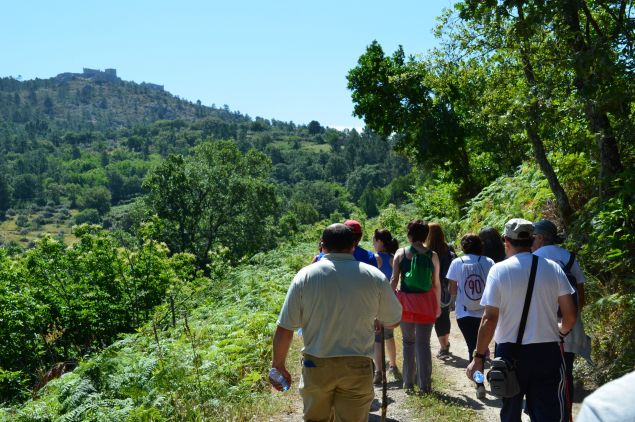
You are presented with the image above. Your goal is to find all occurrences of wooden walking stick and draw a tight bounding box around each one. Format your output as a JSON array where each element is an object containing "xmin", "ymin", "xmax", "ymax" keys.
[{"xmin": 380, "ymin": 325, "xmax": 388, "ymax": 422}]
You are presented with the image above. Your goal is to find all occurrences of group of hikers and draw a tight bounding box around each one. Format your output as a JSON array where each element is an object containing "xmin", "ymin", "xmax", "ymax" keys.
[{"xmin": 269, "ymin": 217, "xmax": 596, "ymax": 422}]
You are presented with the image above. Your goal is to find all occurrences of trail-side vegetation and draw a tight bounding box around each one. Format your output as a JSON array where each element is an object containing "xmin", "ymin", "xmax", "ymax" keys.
[
  {"xmin": 0, "ymin": 224, "xmax": 198, "ymax": 405},
  {"xmin": 0, "ymin": 239, "xmax": 313, "ymax": 421},
  {"xmin": 1, "ymin": 1, "xmax": 633, "ymax": 418}
]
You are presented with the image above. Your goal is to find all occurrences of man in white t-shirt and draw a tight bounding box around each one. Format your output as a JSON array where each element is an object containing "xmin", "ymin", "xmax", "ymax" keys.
[
  {"xmin": 466, "ymin": 218, "xmax": 577, "ymax": 422},
  {"xmin": 270, "ymin": 223, "xmax": 402, "ymax": 422},
  {"xmin": 532, "ymin": 218, "xmax": 592, "ymax": 418}
]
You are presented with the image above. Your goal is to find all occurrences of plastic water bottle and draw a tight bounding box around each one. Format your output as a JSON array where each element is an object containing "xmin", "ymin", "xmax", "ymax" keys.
[
  {"xmin": 473, "ymin": 370, "xmax": 485, "ymax": 384},
  {"xmin": 269, "ymin": 368, "xmax": 289, "ymax": 391}
]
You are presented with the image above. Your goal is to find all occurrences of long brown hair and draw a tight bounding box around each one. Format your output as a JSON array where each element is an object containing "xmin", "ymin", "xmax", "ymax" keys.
[{"xmin": 426, "ymin": 222, "xmax": 449, "ymax": 256}]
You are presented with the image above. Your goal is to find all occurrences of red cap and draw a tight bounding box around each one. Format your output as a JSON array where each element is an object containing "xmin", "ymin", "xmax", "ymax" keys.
[{"xmin": 344, "ymin": 219, "xmax": 362, "ymax": 234}]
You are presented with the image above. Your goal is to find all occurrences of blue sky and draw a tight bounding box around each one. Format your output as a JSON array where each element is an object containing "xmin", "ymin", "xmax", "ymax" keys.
[{"xmin": 3, "ymin": 1, "xmax": 455, "ymax": 129}]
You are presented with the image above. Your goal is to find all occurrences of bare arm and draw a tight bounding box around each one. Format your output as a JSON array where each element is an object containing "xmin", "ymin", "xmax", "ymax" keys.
[
  {"xmin": 449, "ymin": 279, "xmax": 458, "ymax": 296},
  {"xmin": 558, "ymin": 293, "xmax": 577, "ymax": 334},
  {"xmin": 375, "ymin": 253, "xmax": 382, "ymax": 270},
  {"xmin": 466, "ymin": 305, "xmax": 499, "ymax": 379},
  {"xmin": 390, "ymin": 249, "xmax": 403, "ymax": 291},
  {"xmin": 270, "ymin": 326, "xmax": 293, "ymax": 390},
  {"xmin": 431, "ymin": 251, "xmax": 441, "ymax": 317}
]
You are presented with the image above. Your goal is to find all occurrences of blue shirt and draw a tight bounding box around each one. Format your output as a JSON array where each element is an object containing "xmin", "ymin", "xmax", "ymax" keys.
[
  {"xmin": 314, "ymin": 246, "xmax": 378, "ymax": 268},
  {"xmin": 354, "ymin": 245, "xmax": 378, "ymax": 267},
  {"xmin": 377, "ymin": 251, "xmax": 393, "ymax": 280}
]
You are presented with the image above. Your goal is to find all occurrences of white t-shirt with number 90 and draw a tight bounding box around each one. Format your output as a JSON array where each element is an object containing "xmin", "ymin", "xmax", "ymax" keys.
[{"xmin": 446, "ymin": 254, "xmax": 495, "ymax": 319}]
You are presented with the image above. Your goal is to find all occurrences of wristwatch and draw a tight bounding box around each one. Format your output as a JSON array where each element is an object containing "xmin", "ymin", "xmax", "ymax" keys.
[{"xmin": 472, "ymin": 351, "xmax": 487, "ymax": 360}]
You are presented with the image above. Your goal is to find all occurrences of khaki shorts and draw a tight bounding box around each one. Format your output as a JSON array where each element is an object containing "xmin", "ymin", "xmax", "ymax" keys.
[{"xmin": 299, "ymin": 354, "xmax": 374, "ymax": 422}]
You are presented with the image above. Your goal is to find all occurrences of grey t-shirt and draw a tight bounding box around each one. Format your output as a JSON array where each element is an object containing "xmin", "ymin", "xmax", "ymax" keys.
[{"xmin": 277, "ymin": 253, "xmax": 402, "ymax": 358}]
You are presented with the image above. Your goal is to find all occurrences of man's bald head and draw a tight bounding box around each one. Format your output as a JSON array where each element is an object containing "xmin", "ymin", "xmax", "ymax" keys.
[{"xmin": 321, "ymin": 223, "xmax": 355, "ymax": 253}]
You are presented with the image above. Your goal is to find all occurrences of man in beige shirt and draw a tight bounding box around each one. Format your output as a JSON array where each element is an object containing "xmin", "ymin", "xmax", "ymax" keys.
[{"xmin": 270, "ymin": 223, "xmax": 402, "ymax": 422}]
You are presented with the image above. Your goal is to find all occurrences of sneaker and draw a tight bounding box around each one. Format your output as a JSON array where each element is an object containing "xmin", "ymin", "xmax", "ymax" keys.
[
  {"xmin": 373, "ymin": 370, "xmax": 382, "ymax": 385},
  {"xmin": 476, "ymin": 384, "xmax": 486, "ymax": 400},
  {"xmin": 436, "ymin": 343, "xmax": 450, "ymax": 358},
  {"xmin": 404, "ymin": 386, "xmax": 415, "ymax": 395},
  {"xmin": 388, "ymin": 365, "xmax": 402, "ymax": 382}
]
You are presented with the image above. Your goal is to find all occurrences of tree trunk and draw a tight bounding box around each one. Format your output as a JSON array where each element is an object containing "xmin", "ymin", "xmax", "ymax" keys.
[
  {"xmin": 517, "ymin": 3, "xmax": 574, "ymax": 224},
  {"xmin": 525, "ymin": 121, "xmax": 574, "ymax": 224},
  {"xmin": 560, "ymin": 0, "xmax": 623, "ymax": 196}
]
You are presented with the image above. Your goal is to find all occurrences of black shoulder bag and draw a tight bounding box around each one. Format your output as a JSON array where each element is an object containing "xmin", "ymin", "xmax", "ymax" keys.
[{"xmin": 487, "ymin": 255, "xmax": 538, "ymax": 398}]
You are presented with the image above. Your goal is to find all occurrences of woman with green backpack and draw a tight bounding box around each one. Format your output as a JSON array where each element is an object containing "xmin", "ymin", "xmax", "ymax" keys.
[{"xmin": 391, "ymin": 220, "xmax": 441, "ymax": 395}]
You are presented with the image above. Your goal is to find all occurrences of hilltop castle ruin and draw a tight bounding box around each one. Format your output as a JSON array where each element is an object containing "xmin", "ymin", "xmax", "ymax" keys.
[{"xmin": 54, "ymin": 68, "xmax": 164, "ymax": 91}]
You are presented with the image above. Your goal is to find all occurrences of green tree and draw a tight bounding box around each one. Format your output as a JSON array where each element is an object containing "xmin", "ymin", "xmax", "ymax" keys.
[
  {"xmin": 74, "ymin": 208, "xmax": 101, "ymax": 224},
  {"xmin": 290, "ymin": 181, "xmax": 351, "ymax": 221},
  {"xmin": 307, "ymin": 120, "xmax": 324, "ymax": 134},
  {"xmin": 12, "ymin": 174, "xmax": 41, "ymax": 202},
  {"xmin": 347, "ymin": 42, "xmax": 474, "ymax": 200},
  {"xmin": 456, "ymin": 0, "xmax": 632, "ymax": 198},
  {"xmin": 76, "ymin": 186, "xmax": 112, "ymax": 214},
  {"xmin": 0, "ymin": 172, "xmax": 11, "ymax": 219},
  {"xmin": 324, "ymin": 155, "xmax": 349, "ymax": 183},
  {"xmin": 144, "ymin": 140, "xmax": 278, "ymax": 269}
]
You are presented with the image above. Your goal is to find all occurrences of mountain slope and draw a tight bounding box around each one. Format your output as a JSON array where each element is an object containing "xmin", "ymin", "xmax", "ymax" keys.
[{"xmin": 0, "ymin": 68, "xmax": 246, "ymax": 133}]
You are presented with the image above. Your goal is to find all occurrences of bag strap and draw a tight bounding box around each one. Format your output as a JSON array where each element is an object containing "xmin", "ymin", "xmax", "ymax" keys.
[
  {"xmin": 516, "ymin": 255, "xmax": 539, "ymax": 345},
  {"xmin": 563, "ymin": 252, "xmax": 575, "ymax": 273},
  {"xmin": 408, "ymin": 246, "xmax": 417, "ymax": 257}
]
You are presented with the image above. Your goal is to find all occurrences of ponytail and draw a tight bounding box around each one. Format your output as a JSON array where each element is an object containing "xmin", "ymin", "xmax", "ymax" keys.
[
  {"xmin": 374, "ymin": 228, "xmax": 399, "ymax": 255},
  {"xmin": 387, "ymin": 237, "xmax": 399, "ymax": 255}
]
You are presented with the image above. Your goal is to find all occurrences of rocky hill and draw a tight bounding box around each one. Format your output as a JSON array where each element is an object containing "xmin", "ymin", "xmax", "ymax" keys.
[{"xmin": 0, "ymin": 68, "xmax": 246, "ymax": 134}]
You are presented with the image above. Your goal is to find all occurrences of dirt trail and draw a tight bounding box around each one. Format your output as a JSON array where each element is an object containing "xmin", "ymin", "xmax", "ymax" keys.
[{"xmin": 270, "ymin": 311, "xmax": 585, "ymax": 421}]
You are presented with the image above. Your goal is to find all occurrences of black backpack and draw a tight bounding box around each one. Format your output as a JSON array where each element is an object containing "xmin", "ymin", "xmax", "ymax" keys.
[
  {"xmin": 558, "ymin": 252, "xmax": 578, "ymax": 317},
  {"xmin": 439, "ymin": 247, "xmax": 456, "ymax": 307}
]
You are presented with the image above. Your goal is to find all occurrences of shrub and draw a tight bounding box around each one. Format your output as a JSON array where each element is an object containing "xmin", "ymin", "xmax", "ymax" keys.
[
  {"xmin": 74, "ymin": 209, "xmax": 101, "ymax": 225},
  {"xmin": 570, "ymin": 175, "xmax": 635, "ymax": 384},
  {"xmin": 15, "ymin": 215, "xmax": 29, "ymax": 228},
  {"xmin": 6, "ymin": 241, "xmax": 315, "ymax": 420}
]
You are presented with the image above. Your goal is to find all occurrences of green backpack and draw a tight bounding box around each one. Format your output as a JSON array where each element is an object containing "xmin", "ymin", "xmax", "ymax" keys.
[{"xmin": 402, "ymin": 246, "xmax": 433, "ymax": 293}]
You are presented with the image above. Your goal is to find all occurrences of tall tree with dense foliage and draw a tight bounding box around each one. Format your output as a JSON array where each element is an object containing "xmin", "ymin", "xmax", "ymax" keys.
[
  {"xmin": 347, "ymin": 42, "xmax": 475, "ymax": 201},
  {"xmin": 144, "ymin": 140, "xmax": 279, "ymax": 269},
  {"xmin": 456, "ymin": 0, "xmax": 633, "ymax": 197},
  {"xmin": 0, "ymin": 172, "xmax": 11, "ymax": 220}
]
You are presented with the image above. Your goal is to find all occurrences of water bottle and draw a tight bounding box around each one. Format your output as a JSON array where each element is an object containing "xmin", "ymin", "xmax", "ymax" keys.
[
  {"xmin": 269, "ymin": 368, "xmax": 290, "ymax": 391},
  {"xmin": 473, "ymin": 370, "xmax": 485, "ymax": 384}
]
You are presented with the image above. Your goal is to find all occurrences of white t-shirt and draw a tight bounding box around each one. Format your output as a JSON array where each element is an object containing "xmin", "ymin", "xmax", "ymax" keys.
[
  {"xmin": 277, "ymin": 253, "xmax": 402, "ymax": 358},
  {"xmin": 480, "ymin": 252, "xmax": 575, "ymax": 344},
  {"xmin": 533, "ymin": 245, "xmax": 585, "ymax": 285},
  {"xmin": 446, "ymin": 254, "xmax": 495, "ymax": 319}
]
